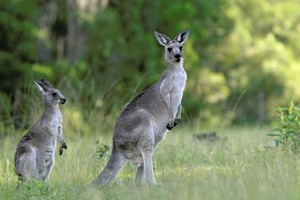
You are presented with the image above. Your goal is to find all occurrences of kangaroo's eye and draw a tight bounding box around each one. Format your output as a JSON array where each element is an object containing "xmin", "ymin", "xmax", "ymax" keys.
[
  {"xmin": 179, "ymin": 46, "xmax": 183, "ymax": 51},
  {"xmin": 167, "ymin": 47, "xmax": 172, "ymax": 52},
  {"xmin": 52, "ymin": 92, "xmax": 57, "ymax": 97}
]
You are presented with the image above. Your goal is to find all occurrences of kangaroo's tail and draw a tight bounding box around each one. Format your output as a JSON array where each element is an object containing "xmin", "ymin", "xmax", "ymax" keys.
[{"xmin": 90, "ymin": 149, "xmax": 127, "ymax": 188}]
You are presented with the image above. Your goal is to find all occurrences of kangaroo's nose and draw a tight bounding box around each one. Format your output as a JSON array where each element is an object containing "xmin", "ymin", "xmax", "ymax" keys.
[
  {"xmin": 174, "ymin": 54, "xmax": 181, "ymax": 62},
  {"xmin": 61, "ymin": 98, "xmax": 67, "ymax": 104}
]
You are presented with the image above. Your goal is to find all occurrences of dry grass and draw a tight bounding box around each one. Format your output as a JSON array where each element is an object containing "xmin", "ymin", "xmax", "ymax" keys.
[{"xmin": 1, "ymin": 125, "xmax": 300, "ymax": 200}]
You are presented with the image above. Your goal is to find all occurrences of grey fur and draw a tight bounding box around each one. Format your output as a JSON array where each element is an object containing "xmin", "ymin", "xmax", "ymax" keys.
[
  {"xmin": 14, "ymin": 79, "xmax": 67, "ymax": 182},
  {"xmin": 91, "ymin": 28, "xmax": 189, "ymax": 188}
]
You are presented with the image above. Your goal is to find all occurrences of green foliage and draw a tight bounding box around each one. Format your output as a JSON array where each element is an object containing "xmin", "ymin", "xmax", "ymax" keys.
[
  {"xmin": 267, "ymin": 102, "xmax": 300, "ymax": 153},
  {"xmin": 2, "ymin": 0, "xmax": 300, "ymax": 131},
  {"xmin": 15, "ymin": 181, "xmax": 56, "ymax": 200},
  {"xmin": 0, "ymin": 0, "xmax": 36, "ymax": 93},
  {"xmin": 200, "ymin": 0, "xmax": 300, "ymax": 124},
  {"xmin": 81, "ymin": 0, "xmax": 233, "ymax": 126},
  {"xmin": 95, "ymin": 143, "xmax": 110, "ymax": 159}
]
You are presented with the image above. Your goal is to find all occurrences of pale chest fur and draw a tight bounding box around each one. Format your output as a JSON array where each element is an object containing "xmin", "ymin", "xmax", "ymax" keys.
[
  {"xmin": 42, "ymin": 107, "xmax": 62, "ymax": 135},
  {"xmin": 160, "ymin": 66, "xmax": 187, "ymax": 117},
  {"xmin": 170, "ymin": 70, "xmax": 187, "ymax": 114},
  {"xmin": 171, "ymin": 70, "xmax": 187, "ymax": 99}
]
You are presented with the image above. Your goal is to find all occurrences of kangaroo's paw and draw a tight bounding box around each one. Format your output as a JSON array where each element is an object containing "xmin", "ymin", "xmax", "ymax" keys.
[
  {"xmin": 167, "ymin": 119, "xmax": 175, "ymax": 130},
  {"xmin": 59, "ymin": 142, "xmax": 67, "ymax": 156},
  {"xmin": 167, "ymin": 118, "xmax": 181, "ymax": 130},
  {"xmin": 174, "ymin": 118, "xmax": 181, "ymax": 127},
  {"xmin": 166, "ymin": 123, "xmax": 174, "ymax": 130}
]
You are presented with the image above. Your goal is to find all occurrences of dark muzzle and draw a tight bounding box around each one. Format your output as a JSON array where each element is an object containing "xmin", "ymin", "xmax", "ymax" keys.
[
  {"xmin": 61, "ymin": 98, "xmax": 67, "ymax": 104},
  {"xmin": 174, "ymin": 54, "xmax": 181, "ymax": 62}
]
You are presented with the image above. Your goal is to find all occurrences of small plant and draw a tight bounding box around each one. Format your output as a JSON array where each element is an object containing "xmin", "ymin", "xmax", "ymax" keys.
[
  {"xmin": 95, "ymin": 143, "xmax": 110, "ymax": 159},
  {"xmin": 267, "ymin": 101, "xmax": 300, "ymax": 153},
  {"xmin": 16, "ymin": 181, "xmax": 54, "ymax": 200}
]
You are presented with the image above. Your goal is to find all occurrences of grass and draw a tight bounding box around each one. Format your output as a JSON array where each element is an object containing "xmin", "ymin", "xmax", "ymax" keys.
[{"xmin": 1, "ymin": 125, "xmax": 300, "ymax": 200}]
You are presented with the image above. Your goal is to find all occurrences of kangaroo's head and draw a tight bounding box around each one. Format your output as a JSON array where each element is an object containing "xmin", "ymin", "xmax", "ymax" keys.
[
  {"xmin": 35, "ymin": 79, "xmax": 66, "ymax": 105},
  {"xmin": 154, "ymin": 28, "xmax": 189, "ymax": 64}
]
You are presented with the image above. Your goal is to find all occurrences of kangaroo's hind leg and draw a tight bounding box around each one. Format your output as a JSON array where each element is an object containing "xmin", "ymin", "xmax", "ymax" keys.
[
  {"xmin": 15, "ymin": 149, "xmax": 38, "ymax": 182},
  {"xmin": 140, "ymin": 150, "xmax": 156, "ymax": 184},
  {"xmin": 40, "ymin": 153, "xmax": 55, "ymax": 181},
  {"xmin": 136, "ymin": 125, "xmax": 156, "ymax": 184},
  {"xmin": 135, "ymin": 165, "xmax": 144, "ymax": 184}
]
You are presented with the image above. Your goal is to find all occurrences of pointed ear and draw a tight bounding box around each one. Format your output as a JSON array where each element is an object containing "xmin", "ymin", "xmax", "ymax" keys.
[
  {"xmin": 154, "ymin": 31, "xmax": 171, "ymax": 47},
  {"xmin": 41, "ymin": 79, "xmax": 54, "ymax": 89},
  {"xmin": 174, "ymin": 28, "xmax": 190, "ymax": 44},
  {"xmin": 34, "ymin": 81, "xmax": 46, "ymax": 94}
]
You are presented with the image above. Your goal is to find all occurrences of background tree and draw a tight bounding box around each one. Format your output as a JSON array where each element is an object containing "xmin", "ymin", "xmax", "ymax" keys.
[
  {"xmin": 1, "ymin": 0, "xmax": 300, "ymax": 135},
  {"xmin": 0, "ymin": 1, "xmax": 36, "ymax": 93}
]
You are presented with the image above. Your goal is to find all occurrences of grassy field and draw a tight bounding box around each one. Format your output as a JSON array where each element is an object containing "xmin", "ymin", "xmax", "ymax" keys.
[{"xmin": 0, "ymin": 125, "xmax": 299, "ymax": 200}]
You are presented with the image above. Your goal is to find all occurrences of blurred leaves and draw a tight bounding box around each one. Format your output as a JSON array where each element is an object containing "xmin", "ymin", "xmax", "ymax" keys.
[
  {"xmin": 1, "ymin": 0, "xmax": 300, "ymax": 133},
  {"xmin": 0, "ymin": 0, "xmax": 36, "ymax": 93}
]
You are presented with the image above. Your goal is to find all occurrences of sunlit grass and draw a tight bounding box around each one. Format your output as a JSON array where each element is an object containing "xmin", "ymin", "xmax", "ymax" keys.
[{"xmin": 1, "ymin": 125, "xmax": 300, "ymax": 200}]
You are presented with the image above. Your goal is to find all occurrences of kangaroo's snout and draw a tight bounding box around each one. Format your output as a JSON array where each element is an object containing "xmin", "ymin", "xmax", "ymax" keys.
[
  {"xmin": 174, "ymin": 54, "xmax": 181, "ymax": 62},
  {"xmin": 61, "ymin": 98, "xmax": 66, "ymax": 104}
]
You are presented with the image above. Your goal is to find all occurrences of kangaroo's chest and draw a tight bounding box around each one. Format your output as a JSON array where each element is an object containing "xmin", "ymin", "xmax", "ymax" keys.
[
  {"xmin": 159, "ymin": 69, "xmax": 187, "ymax": 117},
  {"xmin": 51, "ymin": 112, "xmax": 62, "ymax": 128},
  {"xmin": 171, "ymin": 72, "xmax": 187, "ymax": 98},
  {"xmin": 42, "ymin": 110, "xmax": 62, "ymax": 135},
  {"xmin": 52, "ymin": 112, "xmax": 62, "ymax": 133},
  {"xmin": 169, "ymin": 71, "xmax": 187, "ymax": 109}
]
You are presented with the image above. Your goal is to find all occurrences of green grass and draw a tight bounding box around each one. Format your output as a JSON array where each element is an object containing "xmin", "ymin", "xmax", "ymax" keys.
[{"xmin": 1, "ymin": 125, "xmax": 300, "ymax": 200}]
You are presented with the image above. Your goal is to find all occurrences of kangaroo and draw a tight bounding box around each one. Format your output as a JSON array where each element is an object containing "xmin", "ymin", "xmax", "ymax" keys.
[
  {"xmin": 91, "ymin": 28, "xmax": 189, "ymax": 187},
  {"xmin": 14, "ymin": 79, "xmax": 67, "ymax": 182}
]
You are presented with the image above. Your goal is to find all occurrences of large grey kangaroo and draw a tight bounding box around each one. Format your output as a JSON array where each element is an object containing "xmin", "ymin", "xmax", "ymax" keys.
[
  {"xmin": 14, "ymin": 79, "xmax": 67, "ymax": 182},
  {"xmin": 91, "ymin": 28, "xmax": 189, "ymax": 187}
]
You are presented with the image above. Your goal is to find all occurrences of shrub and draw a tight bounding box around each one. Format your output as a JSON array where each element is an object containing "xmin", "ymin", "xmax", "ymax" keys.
[{"xmin": 267, "ymin": 102, "xmax": 300, "ymax": 153}]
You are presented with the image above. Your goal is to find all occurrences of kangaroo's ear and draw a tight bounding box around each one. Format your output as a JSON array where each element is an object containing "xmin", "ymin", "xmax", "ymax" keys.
[
  {"xmin": 34, "ymin": 81, "xmax": 46, "ymax": 94},
  {"xmin": 41, "ymin": 79, "xmax": 54, "ymax": 89},
  {"xmin": 154, "ymin": 31, "xmax": 171, "ymax": 47},
  {"xmin": 174, "ymin": 28, "xmax": 189, "ymax": 44},
  {"xmin": 34, "ymin": 80, "xmax": 52, "ymax": 94}
]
